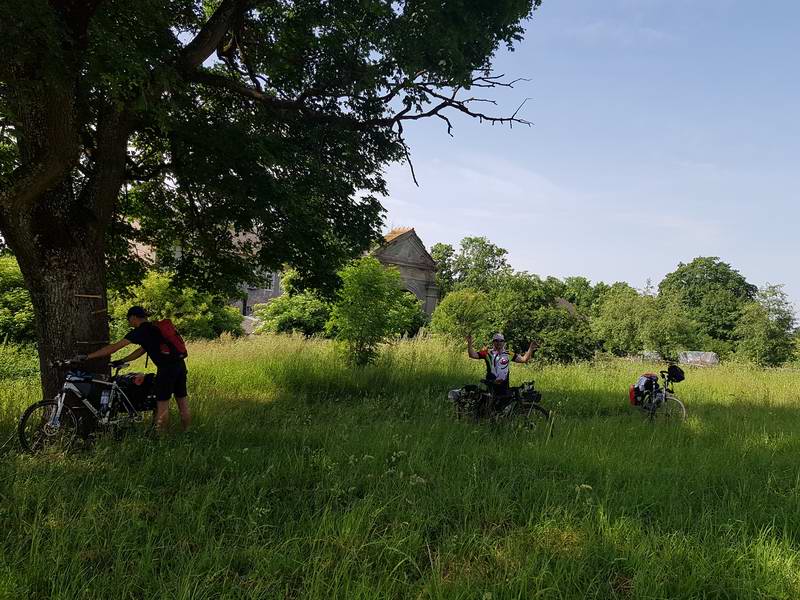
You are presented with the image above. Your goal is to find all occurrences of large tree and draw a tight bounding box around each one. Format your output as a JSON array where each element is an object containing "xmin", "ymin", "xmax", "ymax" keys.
[
  {"xmin": 432, "ymin": 236, "xmax": 513, "ymax": 295},
  {"xmin": 659, "ymin": 256, "xmax": 757, "ymax": 345},
  {"xmin": 1, "ymin": 0, "xmax": 541, "ymax": 395}
]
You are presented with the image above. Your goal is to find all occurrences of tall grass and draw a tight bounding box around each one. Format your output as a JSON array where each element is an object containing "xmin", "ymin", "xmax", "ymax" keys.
[{"xmin": 2, "ymin": 336, "xmax": 800, "ymax": 599}]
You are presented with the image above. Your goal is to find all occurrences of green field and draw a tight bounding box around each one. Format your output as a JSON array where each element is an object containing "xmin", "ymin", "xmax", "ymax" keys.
[{"xmin": 2, "ymin": 337, "xmax": 800, "ymax": 599}]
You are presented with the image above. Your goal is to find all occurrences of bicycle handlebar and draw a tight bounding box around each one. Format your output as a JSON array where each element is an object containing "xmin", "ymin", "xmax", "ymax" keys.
[{"xmin": 50, "ymin": 359, "xmax": 80, "ymax": 368}]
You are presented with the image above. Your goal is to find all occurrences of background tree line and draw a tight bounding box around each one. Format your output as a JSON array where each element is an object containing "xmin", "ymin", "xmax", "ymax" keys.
[
  {"xmin": 428, "ymin": 238, "xmax": 797, "ymax": 367},
  {"xmin": 2, "ymin": 237, "xmax": 797, "ymax": 367}
]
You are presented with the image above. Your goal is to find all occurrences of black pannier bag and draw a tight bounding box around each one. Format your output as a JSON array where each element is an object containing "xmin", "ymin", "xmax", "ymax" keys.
[
  {"xmin": 65, "ymin": 371, "xmax": 103, "ymax": 407},
  {"xmin": 117, "ymin": 373, "xmax": 157, "ymax": 412},
  {"xmin": 667, "ymin": 364, "xmax": 685, "ymax": 382}
]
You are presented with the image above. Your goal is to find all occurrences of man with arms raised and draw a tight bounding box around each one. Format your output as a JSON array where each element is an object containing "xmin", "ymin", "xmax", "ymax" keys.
[{"xmin": 466, "ymin": 332, "xmax": 537, "ymax": 397}]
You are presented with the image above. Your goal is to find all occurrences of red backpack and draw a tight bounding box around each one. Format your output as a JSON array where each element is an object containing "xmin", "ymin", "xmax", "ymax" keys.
[{"xmin": 155, "ymin": 319, "xmax": 188, "ymax": 358}]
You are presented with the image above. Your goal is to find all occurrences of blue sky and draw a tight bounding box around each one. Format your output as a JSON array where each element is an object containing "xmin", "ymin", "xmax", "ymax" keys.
[{"xmin": 382, "ymin": 0, "xmax": 799, "ymax": 311}]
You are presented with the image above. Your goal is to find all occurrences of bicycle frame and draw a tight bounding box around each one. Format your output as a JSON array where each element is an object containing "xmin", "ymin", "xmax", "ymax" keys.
[
  {"xmin": 640, "ymin": 372, "xmax": 676, "ymax": 415},
  {"xmin": 49, "ymin": 365, "xmax": 142, "ymax": 429}
]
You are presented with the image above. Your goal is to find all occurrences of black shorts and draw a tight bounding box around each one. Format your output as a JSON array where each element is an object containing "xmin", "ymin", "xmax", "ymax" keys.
[{"xmin": 155, "ymin": 361, "xmax": 188, "ymax": 402}]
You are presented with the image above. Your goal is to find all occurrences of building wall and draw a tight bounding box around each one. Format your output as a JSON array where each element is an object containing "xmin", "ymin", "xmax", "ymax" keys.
[
  {"xmin": 373, "ymin": 234, "xmax": 439, "ymax": 315},
  {"xmin": 231, "ymin": 272, "xmax": 282, "ymax": 315}
]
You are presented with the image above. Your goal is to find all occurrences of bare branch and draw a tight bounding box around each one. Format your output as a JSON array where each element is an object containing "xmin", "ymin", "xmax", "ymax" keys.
[
  {"xmin": 397, "ymin": 123, "xmax": 418, "ymax": 187},
  {"xmin": 189, "ymin": 69, "xmax": 531, "ymax": 133}
]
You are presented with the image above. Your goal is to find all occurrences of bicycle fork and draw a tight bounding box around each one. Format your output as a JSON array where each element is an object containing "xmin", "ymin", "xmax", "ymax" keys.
[{"xmin": 48, "ymin": 392, "xmax": 67, "ymax": 428}]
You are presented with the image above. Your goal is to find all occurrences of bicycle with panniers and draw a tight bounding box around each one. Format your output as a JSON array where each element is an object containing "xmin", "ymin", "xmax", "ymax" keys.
[
  {"xmin": 629, "ymin": 364, "xmax": 687, "ymax": 421},
  {"xmin": 18, "ymin": 359, "xmax": 157, "ymax": 454},
  {"xmin": 448, "ymin": 378, "xmax": 550, "ymax": 431}
]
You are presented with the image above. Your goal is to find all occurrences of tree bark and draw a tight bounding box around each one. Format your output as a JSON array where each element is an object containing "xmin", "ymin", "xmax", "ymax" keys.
[{"xmin": 6, "ymin": 179, "xmax": 112, "ymax": 397}]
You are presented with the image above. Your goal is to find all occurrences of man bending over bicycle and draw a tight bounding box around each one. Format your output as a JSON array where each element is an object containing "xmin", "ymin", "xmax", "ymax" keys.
[
  {"xmin": 466, "ymin": 333, "xmax": 537, "ymax": 398},
  {"xmin": 82, "ymin": 306, "xmax": 190, "ymax": 432}
]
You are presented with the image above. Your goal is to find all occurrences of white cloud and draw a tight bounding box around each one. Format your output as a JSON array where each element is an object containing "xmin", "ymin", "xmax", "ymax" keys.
[{"xmin": 565, "ymin": 19, "xmax": 679, "ymax": 47}]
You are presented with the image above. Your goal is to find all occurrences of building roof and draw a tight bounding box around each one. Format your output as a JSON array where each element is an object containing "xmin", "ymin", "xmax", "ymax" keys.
[
  {"xmin": 383, "ymin": 227, "xmax": 415, "ymax": 244},
  {"xmin": 375, "ymin": 227, "xmax": 436, "ymax": 271}
]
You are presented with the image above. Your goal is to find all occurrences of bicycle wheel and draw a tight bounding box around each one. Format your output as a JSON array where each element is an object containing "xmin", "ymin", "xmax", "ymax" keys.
[
  {"xmin": 652, "ymin": 394, "xmax": 686, "ymax": 421},
  {"xmin": 18, "ymin": 400, "xmax": 79, "ymax": 454},
  {"xmin": 523, "ymin": 403, "xmax": 550, "ymax": 430},
  {"xmin": 506, "ymin": 401, "xmax": 549, "ymax": 431}
]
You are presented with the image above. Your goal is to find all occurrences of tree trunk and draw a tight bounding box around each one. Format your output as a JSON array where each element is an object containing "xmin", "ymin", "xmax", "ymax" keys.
[{"xmin": 7, "ymin": 181, "xmax": 112, "ymax": 398}]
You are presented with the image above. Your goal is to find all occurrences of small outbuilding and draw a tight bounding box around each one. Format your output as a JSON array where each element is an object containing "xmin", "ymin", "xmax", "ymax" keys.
[{"xmin": 372, "ymin": 227, "xmax": 440, "ymax": 316}]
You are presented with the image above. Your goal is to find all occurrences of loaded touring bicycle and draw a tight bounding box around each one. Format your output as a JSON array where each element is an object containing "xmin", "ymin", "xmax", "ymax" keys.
[
  {"xmin": 19, "ymin": 359, "xmax": 157, "ymax": 454},
  {"xmin": 629, "ymin": 364, "xmax": 687, "ymax": 421}
]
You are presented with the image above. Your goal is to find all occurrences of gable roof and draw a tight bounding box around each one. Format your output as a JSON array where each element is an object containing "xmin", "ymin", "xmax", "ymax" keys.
[
  {"xmin": 374, "ymin": 227, "xmax": 436, "ymax": 270},
  {"xmin": 383, "ymin": 226, "xmax": 415, "ymax": 244}
]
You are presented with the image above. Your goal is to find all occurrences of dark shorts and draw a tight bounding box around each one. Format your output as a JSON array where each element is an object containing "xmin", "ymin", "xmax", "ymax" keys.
[{"xmin": 155, "ymin": 361, "xmax": 188, "ymax": 402}]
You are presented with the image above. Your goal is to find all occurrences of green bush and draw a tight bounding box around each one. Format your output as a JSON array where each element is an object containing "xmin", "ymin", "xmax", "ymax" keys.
[
  {"xmin": 0, "ymin": 343, "xmax": 38, "ymax": 379},
  {"xmin": 592, "ymin": 287, "xmax": 701, "ymax": 359},
  {"xmin": 526, "ymin": 307, "xmax": 596, "ymax": 363},
  {"xmin": 734, "ymin": 286, "xmax": 796, "ymax": 367},
  {"xmin": 389, "ymin": 292, "xmax": 429, "ymax": 338},
  {"xmin": 326, "ymin": 257, "xmax": 424, "ymax": 365},
  {"xmin": 429, "ymin": 288, "xmax": 492, "ymax": 344},
  {"xmin": 253, "ymin": 292, "xmax": 331, "ymax": 337},
  {"xmin": 0, "ymin": 256, "xmax": 35, "ymax": 344},
  {"xmin": 110, "ymin": 271, "xmax": 243, "ymax": 341},
  {"xmin": 487, "ymin": 273, "xmax": 595, "ymax": 363}
]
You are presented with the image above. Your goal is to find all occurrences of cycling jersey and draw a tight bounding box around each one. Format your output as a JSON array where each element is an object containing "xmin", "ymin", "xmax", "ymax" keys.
[{"xmin": 477, "ymin": 348, "xmax": 518, "ymax": 383}]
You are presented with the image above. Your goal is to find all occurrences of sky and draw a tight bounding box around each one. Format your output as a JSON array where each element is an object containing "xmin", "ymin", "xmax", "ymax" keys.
[{"xmin": 382, "ymin": 0, "xmax": 800, "ymax": 311}]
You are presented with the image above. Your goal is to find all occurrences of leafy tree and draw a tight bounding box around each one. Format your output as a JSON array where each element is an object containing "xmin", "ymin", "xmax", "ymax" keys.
[
  {"xmin": 430, "ymin": 243, "xmax": 456, "ymax": 298},
  {"xmin": 253, "ymin": 292, "xmax": 331, "ymax": 337},
  {"xmin": 561, "ymin": 276, "xmax": 598, "ymax": 311},
  {"xmin": 591, "ymin": 286, "xmax": 645, "ymax": 356},
  {"xmin": 659, "ymin": 257, "xmax": 757, "ymax": 345},
  {"xmin": 530, "ymin": 307, "xmax": 596, "ymax": 364},
  {"xmin": 1, "ymin": 0, "xmax": 541, "ymax": 395},
  {"xmin": 640, "ymin": 295, "xmax": 702, "ymax": 360},
  {"xmin": 432, "ymin": 236, "xmax": 513, "ymax": 295},
  {"xmin": 326, "ymin": 257, "xmax": 423, "ymax": 365},
  {"xmin": 429, "ymin": 288, "xmax": 492, "ymax": 343},
  {"xmin": 488, "ymin": 272, "xmax": 594, "ymax": 362},
  {"xmin": 452, "ymin": 236, "xmax": 513, "ymax": 291},
  {"xmin": 109, "ymin": 271, "xmax": 243, "ymax": 341},
  {"xmin": 734, "ymin": 285, "xmax": 796, "ymax": 366},
  {"xmin": 592, "ymin": 286, "xmax": 700, "ymax": 358},
  {"xmin": 0, "ymin": 256, "xmax": 35, "ymax": 344},
  {"xmin": 389, "ymin": 292, "xmax": 429, "ymax": 339}
]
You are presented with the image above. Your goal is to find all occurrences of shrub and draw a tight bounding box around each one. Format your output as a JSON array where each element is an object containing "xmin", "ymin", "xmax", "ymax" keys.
[
  {"xmin": 735, "ymin": 287, "xmax": 796, "ymax": 367},
  {"xmin": 0, "ymin": 256, "xmax": 35, "ymax": 344},
  {"xmin": 110, "ymin": 271, "xmax": 243, "ymax": 340},
  {"xmin": 326, "ymin": 257, "xmax": 423, "ymax": 365},
  {"xmin": 253, "ymin": 292, "xmax": 331, "ymax": 337},
  {"xmin": 429, "ymin": 288, "xmax": 492, "ymax": 344}
]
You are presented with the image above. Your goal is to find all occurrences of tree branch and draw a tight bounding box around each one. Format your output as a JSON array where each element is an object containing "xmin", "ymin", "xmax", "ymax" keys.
[
  {"xmin": 179, "ymin": 0, "xmax": 251, "ymax": 72},
  {"xmin": 189, "ymin": 69, "xmax": 531, "ymax": 133},
  {"xmin": 0, "ymin": 86, "xmax": 81, "ymax": 219},
  {"xmin": 48, "ymin": 0, "xmax": 105, "ymax": 48},
  {"xmin": 78, "ymin": 105, "xmax": 130, "ymax": 228}
]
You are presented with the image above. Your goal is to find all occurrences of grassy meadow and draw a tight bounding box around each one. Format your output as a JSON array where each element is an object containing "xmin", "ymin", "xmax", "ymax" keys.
[{"xmin": 2, "ymin": 336, "xmax": 800, "ymax": 599}]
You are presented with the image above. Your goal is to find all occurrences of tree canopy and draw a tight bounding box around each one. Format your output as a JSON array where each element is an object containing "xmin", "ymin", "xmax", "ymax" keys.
[
  {"xmin": 2, "ymin": 0, "xmax": 541, "ymax": 295},
  {"xmin": 431, "ymin": 237, "xmax": 513, "ymax": 295},
  {"xmin": 659, "ymin": 257, "xmax": 757, "ymax": 344},
  {"xmin": 0, "ymin": 0, "xmax": 542, "ymax": 393}
]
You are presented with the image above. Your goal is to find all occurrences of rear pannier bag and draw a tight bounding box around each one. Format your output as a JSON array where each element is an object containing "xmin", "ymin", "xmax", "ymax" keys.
[{"xmin": 117, "ymin": 373, "xmax": 157, "ymax": 412}]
